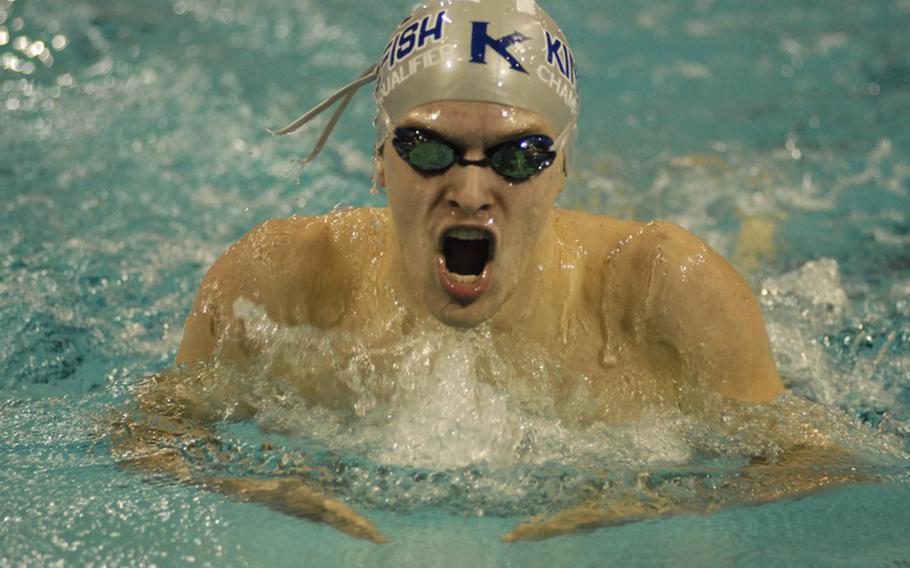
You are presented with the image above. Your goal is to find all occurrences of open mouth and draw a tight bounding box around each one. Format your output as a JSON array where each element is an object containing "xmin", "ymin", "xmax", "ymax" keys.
[
  {"xmin": 443, "ymin": 227, "xmax": 494, "ymax": 278},
  {"xmin": 436, "ymin": 227, "xmax": 495, "ymax": 305}
]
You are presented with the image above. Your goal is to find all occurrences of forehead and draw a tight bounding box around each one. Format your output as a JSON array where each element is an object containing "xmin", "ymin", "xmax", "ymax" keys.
[{"xmin": 395, "ymin": 101, "xmax": 556, "ymax": 143}]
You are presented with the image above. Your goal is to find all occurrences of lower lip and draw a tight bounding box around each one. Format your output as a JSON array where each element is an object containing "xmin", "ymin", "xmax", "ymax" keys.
[{"xmin": 436, "ymin": 256, "xmax": 492, "ymax": 306}]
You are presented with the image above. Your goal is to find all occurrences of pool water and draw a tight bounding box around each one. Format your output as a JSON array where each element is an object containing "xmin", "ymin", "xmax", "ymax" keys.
[{"xmin": 2, "ymin": 0, "xmax": 910, "ymax": 565}]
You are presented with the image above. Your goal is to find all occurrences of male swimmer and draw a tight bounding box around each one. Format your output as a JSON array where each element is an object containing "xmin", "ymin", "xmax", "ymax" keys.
[{"xmin": 114, "ymin": 0, "xmax": 863, "ymax": 544}]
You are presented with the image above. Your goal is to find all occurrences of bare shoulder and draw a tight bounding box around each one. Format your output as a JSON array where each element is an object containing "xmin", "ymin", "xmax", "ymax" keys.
[
  {"xmin": 617, "ymin": 220, "xmax": 755, "ymax": 309},
  {"xmin": 200, "ymin": 215, "xmax": 331, "ymax": 312},
  {"xmin": 175, "ymin": 208, "xmax": 387, "ymax": 364},
  {"xmin": 562, "ymin": 213, "xmax": 783, "ymax": 402},
  {"xmin": 631, "ymin": 221, "xmax": 783, "ymax": 401},
  {"xmin": 573, "ymin": 218, "xmax": 739, "ymax": 298}
]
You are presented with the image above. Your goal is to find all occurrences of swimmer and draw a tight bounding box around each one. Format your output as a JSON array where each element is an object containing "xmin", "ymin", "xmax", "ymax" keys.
[{"xmin": 112, "ymin": 0, "xmax": 862, "ymax": 544}]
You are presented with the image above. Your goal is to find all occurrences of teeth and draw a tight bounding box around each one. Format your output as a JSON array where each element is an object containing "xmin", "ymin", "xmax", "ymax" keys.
[
  {"xmin": 446, "ymin": 228, "xmax": 490, "ymax": 241},
  {"xmin": 448, "ymin": 272, "xmax": 479, "ymax": 283}
]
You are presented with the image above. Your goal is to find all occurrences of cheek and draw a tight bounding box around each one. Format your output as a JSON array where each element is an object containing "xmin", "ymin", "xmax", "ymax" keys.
[
  {"xmin": 521, "ymin": 174, "xmax": 561, "ymax": 219},
  {"xmin": 505, "ymin": 177, "xmax": 560, "ymax": 249},
  {"xmin": 544, "ymin": 158, "xmax": 566, "ymax": 198},
  {"xmin": 382, "ymin": 161, "xmax": 409, "ymax": 212},
  {"xmin": 384, "ymin": 168, "xmax": 430, "ymax": 239},
  {"xmin": 387, "ymin": 190, "xmax": 417, "ymax": 236}
]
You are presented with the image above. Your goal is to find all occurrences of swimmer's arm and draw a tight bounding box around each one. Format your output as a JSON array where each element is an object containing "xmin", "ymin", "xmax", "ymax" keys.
[
  {"xmin": 644, "ymin": 222, "xmax": 784, "ymax": 402},
  {"xmin": 502, "ymin": 444, "xmax": 868, "ymax": 542},
  {"xmin": 500, "ymin": 225, "xmax": 844, "ymax": 542},
  {"xmin": 110, "ymin": 370, "xmax": 385, "ymax": 543},
  {"xmin": 116, "ymin": 219, "xmax": 385, "ymax": 541}
]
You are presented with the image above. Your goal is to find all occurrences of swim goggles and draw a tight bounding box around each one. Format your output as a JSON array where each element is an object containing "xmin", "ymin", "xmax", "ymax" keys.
[{"xmin": 391, "ymin": 127, "xmax": 556, "ymax": 182}]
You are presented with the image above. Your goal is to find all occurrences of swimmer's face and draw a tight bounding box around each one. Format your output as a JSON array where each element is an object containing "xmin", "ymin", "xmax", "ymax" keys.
[{"xmin": 379, "ymin": 101, "xmax": 564, "ymax": 328}]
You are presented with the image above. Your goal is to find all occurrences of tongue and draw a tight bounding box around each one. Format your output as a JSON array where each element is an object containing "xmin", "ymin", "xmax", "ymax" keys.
[
  {"xmin": 437, "ymin": 256, "xmax": 491, "ymax": 305},
  {"xmin": 444, "ymin": 238, "xmax": 488, "ymax": 275}
]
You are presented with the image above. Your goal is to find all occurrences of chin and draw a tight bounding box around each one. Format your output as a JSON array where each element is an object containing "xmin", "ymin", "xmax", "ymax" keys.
[{"xmin": 430, "ymin": 295, "xmax": 499, "ymax": 329}]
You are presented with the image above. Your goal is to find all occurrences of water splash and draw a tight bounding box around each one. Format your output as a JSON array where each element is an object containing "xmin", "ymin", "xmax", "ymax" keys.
[{"xmin": 128, "ymin": 296, "xmax": 906, "ymax": 518}]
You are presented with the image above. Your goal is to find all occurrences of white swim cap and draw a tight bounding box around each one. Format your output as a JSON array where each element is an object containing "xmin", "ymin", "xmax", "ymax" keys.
[
  {"xmin": 272, "ymin": 0, "xmax": 579, "ymax": 167},
  {"xmin": 374, "ymin": 0, "xmax": 579, "ymax": 143}
]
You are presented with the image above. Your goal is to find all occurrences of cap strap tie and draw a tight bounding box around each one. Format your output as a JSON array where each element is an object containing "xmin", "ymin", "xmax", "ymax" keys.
[{"xmin": 270, "ymin": 63, "xmax": 379, "ymax": 165}]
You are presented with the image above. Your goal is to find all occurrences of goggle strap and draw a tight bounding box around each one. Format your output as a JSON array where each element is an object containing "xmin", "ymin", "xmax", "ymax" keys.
[{"xmin": 553, "ymin": 120, "xmax": 573, "ymax": 151}]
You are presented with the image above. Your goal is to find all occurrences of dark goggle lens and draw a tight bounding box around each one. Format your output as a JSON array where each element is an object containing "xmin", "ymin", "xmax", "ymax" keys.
[
  {"xmin": 392, "ymin": 128, "xmax": 556, "ymax": 181},
  {"xmin": 406, "ymin": 140, "xmax": 454, "ymax": 172},
  {"xmin": 393, "ymin": 129, "xmax": 456, "ymax": 173},
  {"xmin": 489, "ymin": 136, "xmax": 554, "ymax": 180}
]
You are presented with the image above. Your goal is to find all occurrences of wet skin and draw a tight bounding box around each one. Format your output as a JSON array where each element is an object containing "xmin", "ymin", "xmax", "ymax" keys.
[
  {"xmin": 113, "ymin": 102, "xmax": 871, "ymax": 545},
  {"xmin": 378, "ymin": 102, "xmax": 566, "ymax": 329},
  {"xmin": 176, "ymin": 101, "xmax": 784, "ymax": 408}
]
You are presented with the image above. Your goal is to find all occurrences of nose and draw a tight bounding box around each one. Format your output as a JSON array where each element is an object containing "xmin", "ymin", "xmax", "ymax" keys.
[{"xmin": 444, "ymin": 161, "xmax": 496, "ymax": 214}]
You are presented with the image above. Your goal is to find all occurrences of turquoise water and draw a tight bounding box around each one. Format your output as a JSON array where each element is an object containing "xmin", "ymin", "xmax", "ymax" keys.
[{"xmin": 2, "ymin": 0, "xmax": 910, "ymax": 565}]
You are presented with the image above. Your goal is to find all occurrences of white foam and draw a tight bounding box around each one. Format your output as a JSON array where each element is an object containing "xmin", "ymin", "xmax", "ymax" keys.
[
  {"xmin": 227, "ymin": 298, "xmax": 699, "ymax": 470},
  {"xmin": 762, "ymin": 258, "xmax": 848, "ymax": 321},
  {"xmin": 759, "ymin": 259, "xmax": 902, "ymax": 420},
  {"xmin": 198, "ymin": 294, "xmax": 908, "ymax": 511},
  {"xmin": 371, "ymin": 333, "xmax": 522, "ymax": 468}
]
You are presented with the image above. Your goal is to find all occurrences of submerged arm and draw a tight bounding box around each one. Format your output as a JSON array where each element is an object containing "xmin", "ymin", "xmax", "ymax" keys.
[
  {"xmin": 502, "ymin": 444, "xmax": 869, "ymax": 542},
  {"xmin": 112, "ymin": 220, "xmax": 384, "ymax": 543},
  {"xmin": 110, "ymin": 368, "xmax": 386, "ymax": 543}
]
